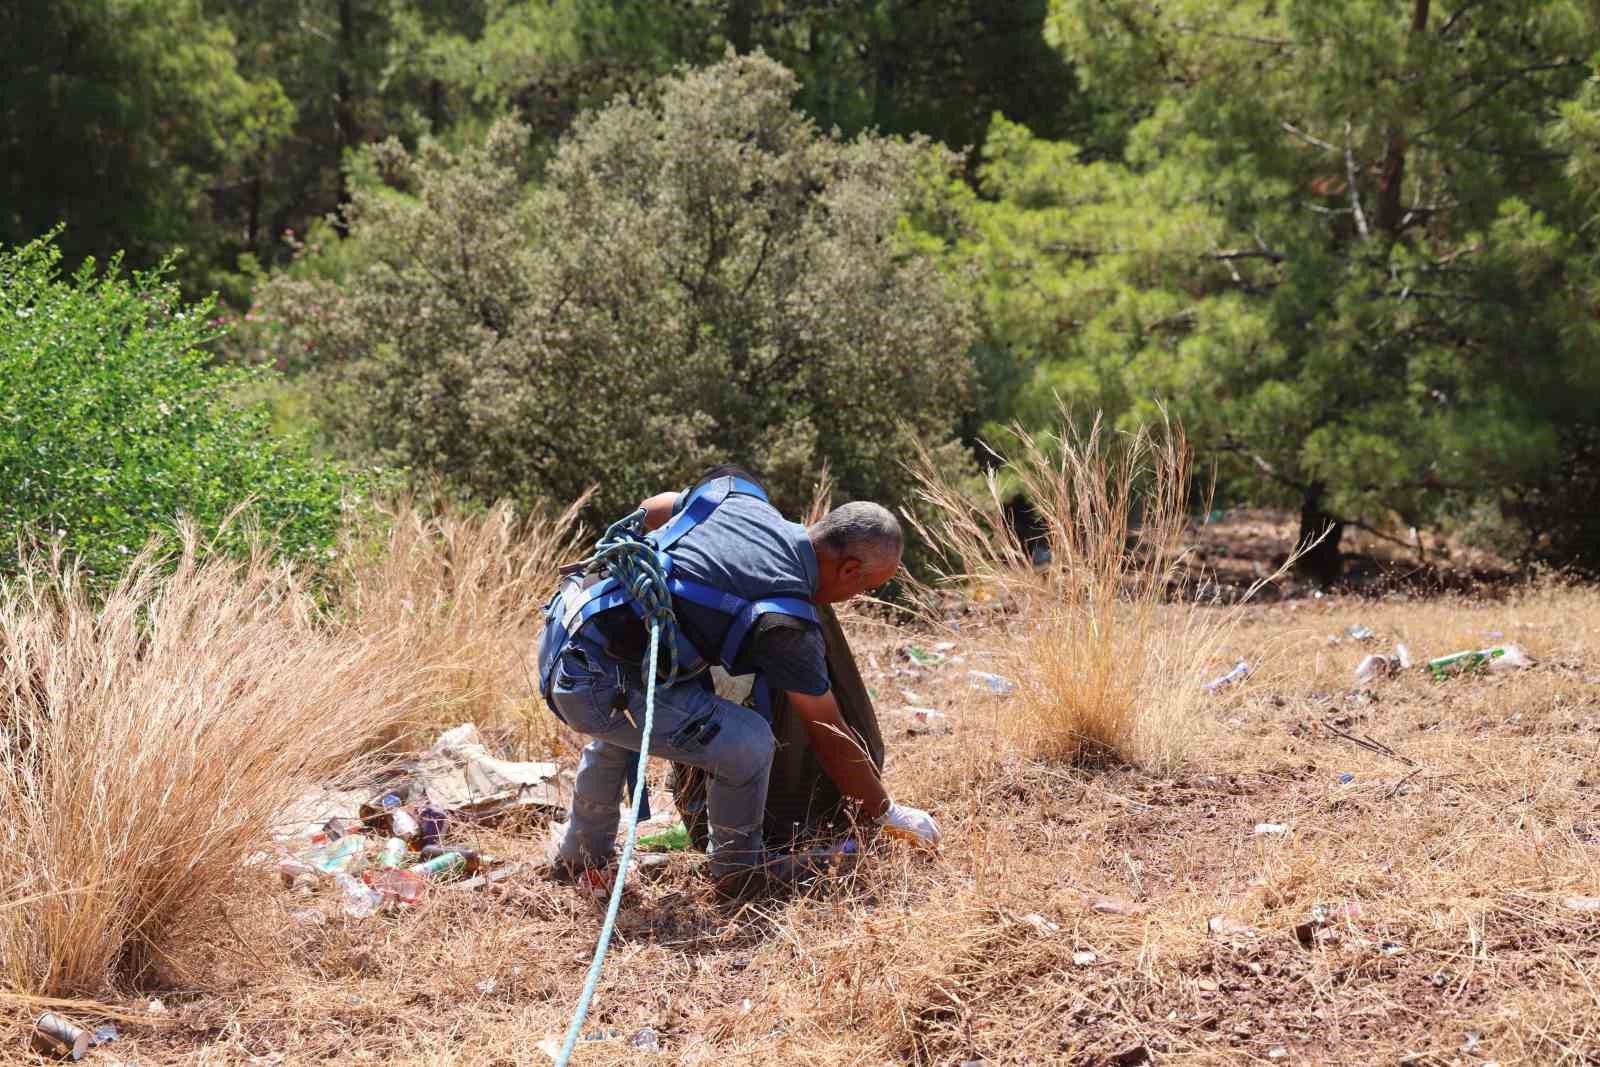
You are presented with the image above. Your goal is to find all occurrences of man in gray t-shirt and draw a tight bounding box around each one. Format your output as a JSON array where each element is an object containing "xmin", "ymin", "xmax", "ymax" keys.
[{"xmin": 541, "ymin": 473, "xmax": 939, "ymax": 893}]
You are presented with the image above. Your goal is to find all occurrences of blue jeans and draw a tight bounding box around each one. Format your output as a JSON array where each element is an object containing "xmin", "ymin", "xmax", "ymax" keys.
[{"xmin": 543, "ymin": 628, "xmax": 775, "ymax": 878}]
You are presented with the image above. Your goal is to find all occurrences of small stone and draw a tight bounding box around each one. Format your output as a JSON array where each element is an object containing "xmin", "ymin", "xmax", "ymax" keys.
[
  {"xmin": 1268, "ymin": 1047, "xmax": 1289, "ymax": 1060},
  {"xmin": 1019, "ymin": 912, "xmax": 1060, "ymax": 935},
  {"xmin": 1072, "ymin": 950, "xmax": 1097, "ymax": 966},
  {"xmin": 629, "ymin": 1027, "xmax": 661, "ymax": 1053},
  {"xmin": 1254, "ymin": 822, "xmax": 1290, "ymax": 835},
  {"xmin": 1092, "ymin": 897, "xmax": 1146, "ymax": 916},
  {"xmin": 1208, "ymin": 915, "xmax": 1257, "ymax": 937}
]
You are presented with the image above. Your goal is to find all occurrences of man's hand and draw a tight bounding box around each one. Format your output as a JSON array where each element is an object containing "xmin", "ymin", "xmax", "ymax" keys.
[
  {"xmin": 785, "ymin": 689, "xmax": 891, "ymax": 819},
  {"xmin": 878, "ymin": 801, "xmax": 940, "ymax": 849}
]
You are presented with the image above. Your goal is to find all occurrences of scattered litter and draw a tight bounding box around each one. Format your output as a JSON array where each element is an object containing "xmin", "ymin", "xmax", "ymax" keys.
[
  {"xmin": 967, "ymin": 670, "xmax": 1017, "ymax": 695},
  {"xmin": 1379, "ymin": 941, "xmax": 1405, "ymax": 956},
  {"xmin": 1395, "ymin": 642, "xmax": 1413, "ymax": 669},
  {"xmin": 1563, "ymin": 895, "xmax": 1600, "ymax": 912},
  {"xmin": 1353, "ymin": 654, "xmax": 1396, "ymax": 685},
  {"xmin": 335, "ymin": 873, "xmax": 383, "ymax": 918},
  {"xmin": 271, "ymin": 725, "xmax": 563, "ymax": 916},
  {"xmin": 906, "ymin": 707, "xmax": 951, "ymax": 736},
  {"xmin": 903, "ymin": 645, "xmax": 945, "ymax": 667},
  {"xmin": 933, "ymin": 640, "xmax": 957, "ymax": 653},
  {"xmin": 475, "ymin": 978, "xmax": 498, "ymax": 995},
  {"xmin": 1463, "ymin": 1031, "xmax": 1483, "ymax": 1052},
  {"xmin": 1018, "ymin": 912, "xmax": 1060, "ymax": 936},
  {"xmin": 638, "ymin": 823, "xmax": 690, "ymax": 852},
  {"xmin": 1254, "ymin": 822, "xmax": 1290, "ymax": 836},
  {"xmin": 144, "ymin": 999, "xmax": 166, "ymax": 1016},
  {"xmin": 1072, "ymin": 950, "xmax": 1098, "ymax": 967},
  {"xmin": 419, "ymin": 723, "xmax": 570, "ymax": 817},
  {"xmin": 1346, "ymin": 624, "xmax": 1375, "ymax": 641},
  {"xmin": 1204, "ymin": 660, "xmax": 1251, "ymax": 693},
  {"xmin": 899, "ymin": 688, "xmax": 926, "ymax": 704},
  {"xmin": 31, "ymin": 1013, "xmax": 91, "ymax": 1061},
  {"xmin": 1427, "ymin": 644, "xmax": 1534, "ymax": 680},
  {"xmin": 1337, "ymin": 772, "xmax": 1355, "ymax": 785},
  {"xmin": 1268, "ymin": 1049, "xmax": 1288, "ymax": 1060},
  {"xmin": 629, "ymin": 1027, "xmax": 661, "ymax": 1053},
  {"xmin": 1207, "ymin": 914, "xmax": 1258, "ymax": 938}
]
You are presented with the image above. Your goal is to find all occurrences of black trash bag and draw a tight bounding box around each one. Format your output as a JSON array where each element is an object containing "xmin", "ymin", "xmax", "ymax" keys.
[{"xmin": 670, "ymin": 604, "xmax": 884, "ymax": 851}]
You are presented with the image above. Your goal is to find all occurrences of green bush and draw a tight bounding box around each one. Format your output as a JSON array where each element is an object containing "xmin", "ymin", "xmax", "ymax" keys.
[
  {"xmin": 0, "ymin": 233, "xmax": 351, "ymax": 587},
  {"xmin": 255, "ymin": 53, "xmax": 978, "ymax": 522}
]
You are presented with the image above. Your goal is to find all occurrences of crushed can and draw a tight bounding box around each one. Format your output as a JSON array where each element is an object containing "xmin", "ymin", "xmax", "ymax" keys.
[{"xmin": 31, "ymin": 1013, "xmax": 91, "ymax": 1061}]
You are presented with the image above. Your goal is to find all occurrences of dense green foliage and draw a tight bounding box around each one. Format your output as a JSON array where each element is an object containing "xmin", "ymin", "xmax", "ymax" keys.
[
  {"xmin": 8, "ymin": 0, "xmax": 1600, "ymax": 578},
  {"xmin": 932, "ymin": 0, "xmax": 1600, "ymax": 574},
  {"xmin": 254, "ymin": 56, "xmax": 976, "ymax": 520},
  {"xmin": 0, "ymin": 235, "xmax": 349, "ymax": 585}
]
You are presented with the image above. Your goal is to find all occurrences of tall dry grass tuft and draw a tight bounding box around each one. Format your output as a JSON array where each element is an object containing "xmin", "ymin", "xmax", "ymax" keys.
[
  {"xmin": 909, "ymin": 411, "xmax": 1292, "ymax": 769},
  {"xmin": 335, "ymin": 496, "xmax": 586, "ymax": 754},
  {"xmin": 0, "ymin": 497, "xmax": 582, "ymax": 1000},
  {"xmin": 0, "ymin": 530, "xmax": 435, "ymax": 997}
]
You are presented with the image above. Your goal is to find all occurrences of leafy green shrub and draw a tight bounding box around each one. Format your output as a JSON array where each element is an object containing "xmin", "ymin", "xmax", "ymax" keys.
[
  {"xmin": 255, "ymin": 53, "xmax": 977, "ymax": 521},
  {"xmin": 0, "ymin": 233, "xmax": 351, "ymax": 587}
]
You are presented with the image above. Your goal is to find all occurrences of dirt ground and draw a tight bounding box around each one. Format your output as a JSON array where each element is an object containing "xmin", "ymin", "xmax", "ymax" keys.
[{"xmin": 15, "ymin": 521, "xmax": 1600, "ymax": 1066}]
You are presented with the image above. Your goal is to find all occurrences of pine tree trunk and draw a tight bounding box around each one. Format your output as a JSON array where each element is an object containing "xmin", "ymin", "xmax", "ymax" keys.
[{"xmin": 1296, "ymin": 483, "xmax": 1345, "ymax": 585}]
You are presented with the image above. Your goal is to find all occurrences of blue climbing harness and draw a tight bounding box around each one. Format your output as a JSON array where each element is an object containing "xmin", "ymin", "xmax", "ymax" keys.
[{"xmin": 538, "ymin": 475, "xmax": 821, "ymax": 717}]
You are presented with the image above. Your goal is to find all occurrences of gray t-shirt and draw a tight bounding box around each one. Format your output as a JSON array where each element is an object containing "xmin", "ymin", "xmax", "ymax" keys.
[{"xmin": 666, "ymin": 489, "xmax": 830, "ymax": 696}]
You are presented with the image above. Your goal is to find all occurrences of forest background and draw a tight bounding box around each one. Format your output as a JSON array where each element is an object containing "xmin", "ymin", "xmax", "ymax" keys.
[{"xmin": 7, "ymin": 0, "xmax": 1600, "ymax": 586}]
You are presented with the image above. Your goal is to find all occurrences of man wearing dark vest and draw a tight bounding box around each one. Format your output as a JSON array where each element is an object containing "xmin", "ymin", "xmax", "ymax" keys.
[{"xmin": 537, "ymin": 469, "xmax": 939, "ymax": 895}]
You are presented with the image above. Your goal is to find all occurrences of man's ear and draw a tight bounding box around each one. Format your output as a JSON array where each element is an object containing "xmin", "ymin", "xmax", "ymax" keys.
[{"xmin": 838, "ymin": 556, "xmax": 862, "ymax": 582}]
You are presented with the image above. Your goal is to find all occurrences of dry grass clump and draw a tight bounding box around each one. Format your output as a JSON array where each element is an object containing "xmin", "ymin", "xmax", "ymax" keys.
[
  {"xmin": 910, "ymin": 413, "xmax": 1291, "ymax": 769},
  {"xmin": 335, "ymin": 497, "xmax": 586, "ymax": 754},
  {"xmin": 0, "ymin": 531, "xmax": 434, "ymax": 998},
  {"xmin": 0, "ymin": 497, "xmax": 582, "ymax": 1002}
]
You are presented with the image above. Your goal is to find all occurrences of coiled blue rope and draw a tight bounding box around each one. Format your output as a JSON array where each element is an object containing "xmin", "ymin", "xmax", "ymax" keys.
[{"xmin": 553, "ymin": 512, "xmax": 674, "ymax": 1067}]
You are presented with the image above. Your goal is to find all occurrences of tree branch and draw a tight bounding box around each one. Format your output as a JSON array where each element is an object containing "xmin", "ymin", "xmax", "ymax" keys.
[{"xmin": 1344, "ymin": 122, "xmax": 1371, "ymax": 240}]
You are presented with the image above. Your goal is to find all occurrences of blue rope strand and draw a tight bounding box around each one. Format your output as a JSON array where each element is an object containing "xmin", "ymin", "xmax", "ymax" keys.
[
  {"xmin": 553, "ymin": 512, "xmax": 674, "ymax": 1067},
  {"xmin": 553, "ymin": 618, "xmax": 660, "ymax": 1067}
]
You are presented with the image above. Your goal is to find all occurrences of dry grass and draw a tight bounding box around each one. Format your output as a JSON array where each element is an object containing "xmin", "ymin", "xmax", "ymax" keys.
[
  {"xmin": 335, "ymin": 497, "xmax": 586, "ymax": 754},
  {"xmin": 0, "ymin": 499, "xmax": 580, "ymax": 1003},
  {"xmin": 0, "ymin": 530, "xmax": 428, "ymax": 998},
  {"xmin": 909, "ymin": 413, "xmax": 1292, "ymax": 769},
  {"xmin": 10, "ymin": 489, "xmax": 1600, "ymax": 1066}
]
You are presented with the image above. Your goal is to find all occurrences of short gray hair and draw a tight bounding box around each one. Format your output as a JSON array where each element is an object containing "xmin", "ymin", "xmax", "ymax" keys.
[{"xmin": 809, "ymin": 501, "xmax": 903, "ymax": 569}]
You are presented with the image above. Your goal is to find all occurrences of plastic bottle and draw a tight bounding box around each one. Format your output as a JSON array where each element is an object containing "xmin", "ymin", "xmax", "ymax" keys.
[
  {"xmin": 967, "ymin": 670, "xmax": 1018, "ymax": 695},
  {"xmin": 309, "ymin": 834, "xmax": 370, "ymax": 875},
  {"xmin": 364, "ymin": 867, "xmax": 426, "ymax": 907},
  {"xmin": 376, "ymin": 837, "xmax": 410, "ymax": 869},
  {"xmin": 1427, "ymin": 645, "xmax": 1529, "ymax": 679},
  {"xmin": 409, "ymin": 852, "xmax": 467, "ymax": 880},
  {"xmin": 334, "ymin": 873, "xmax": 383, "ymax": 917},
  {"xmin": 420, "ymin": 843, "xmax": 483, "ymax": 874}
]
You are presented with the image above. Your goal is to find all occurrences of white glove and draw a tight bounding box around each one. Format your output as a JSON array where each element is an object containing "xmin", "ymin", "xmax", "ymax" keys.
[{"xmin": 877, "ymin": 801, "xmax": 941, "ymax": 849}]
